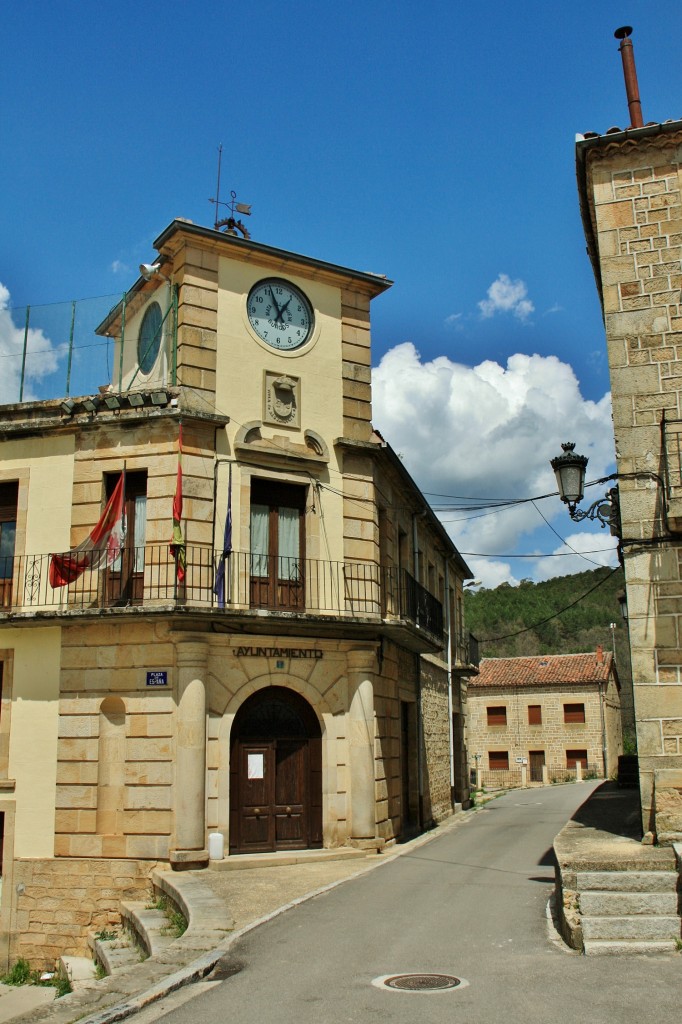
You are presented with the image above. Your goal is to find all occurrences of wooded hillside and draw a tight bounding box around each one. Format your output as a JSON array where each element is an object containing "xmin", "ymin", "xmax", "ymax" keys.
[{"xmin": 464, "ymin": 565, "xmax": 630, "ymax": 676}]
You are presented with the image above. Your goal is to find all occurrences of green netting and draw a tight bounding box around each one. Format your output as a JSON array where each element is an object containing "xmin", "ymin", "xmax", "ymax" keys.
[{"xmin": 0, "ymin": 293, "xmax": 124, "ymax": 404}]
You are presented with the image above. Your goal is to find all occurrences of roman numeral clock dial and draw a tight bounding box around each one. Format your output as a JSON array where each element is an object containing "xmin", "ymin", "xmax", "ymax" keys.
[{"xmin": 247, "ymin": 278, "xmax": 314, "ymax": 350}]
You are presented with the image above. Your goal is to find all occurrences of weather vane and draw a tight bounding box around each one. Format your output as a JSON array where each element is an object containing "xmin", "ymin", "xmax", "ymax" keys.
[{"xmin": 209, "ymin": 144, "xmax": 252, "ymax": 238}]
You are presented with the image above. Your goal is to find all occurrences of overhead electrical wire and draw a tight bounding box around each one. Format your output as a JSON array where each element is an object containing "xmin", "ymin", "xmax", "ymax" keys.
[{"xmin": 476, "ymin": 565, "xmax": 622, "ymax": 645}]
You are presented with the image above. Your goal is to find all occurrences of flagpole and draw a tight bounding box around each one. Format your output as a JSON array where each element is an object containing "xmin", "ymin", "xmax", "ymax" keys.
[{"xmin": 227, "ymin": 463, "xmax": 232, "ymax": 606}]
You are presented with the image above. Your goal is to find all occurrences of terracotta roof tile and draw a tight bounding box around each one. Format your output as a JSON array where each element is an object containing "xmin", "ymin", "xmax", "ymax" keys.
[{"xmin": 470, "ymin": 651, "xmax": 614, "ymax": 690}]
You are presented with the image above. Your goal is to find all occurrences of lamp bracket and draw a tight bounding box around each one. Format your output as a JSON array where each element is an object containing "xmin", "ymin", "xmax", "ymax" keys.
[{"xmin": 569, "ymin": 486, "xmax": 620, "ymax": 534}]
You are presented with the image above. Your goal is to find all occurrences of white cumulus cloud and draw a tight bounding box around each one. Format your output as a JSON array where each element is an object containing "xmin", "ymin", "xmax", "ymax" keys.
[
  {"xmin": 372, "ymin": 342, "xmax": 615, "ymax": 586},
  {"xmin": 0, "ymin": 283, "xmax": 61, "ymax": 403},
  {"xmin": 478, "ymin": 273, "xmax": 535, "ymax": 322}
]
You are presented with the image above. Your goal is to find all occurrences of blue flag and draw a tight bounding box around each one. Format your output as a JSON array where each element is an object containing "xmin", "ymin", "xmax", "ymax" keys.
[{"xmin": 213, "ymin": 463, "xmax": 232, "ymax": 608}]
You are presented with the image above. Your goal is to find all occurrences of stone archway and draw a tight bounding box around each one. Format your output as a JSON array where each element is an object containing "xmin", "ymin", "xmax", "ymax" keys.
[{"xmin": 229, "ymin": 686, "xmax": 322, "ymax": 854}]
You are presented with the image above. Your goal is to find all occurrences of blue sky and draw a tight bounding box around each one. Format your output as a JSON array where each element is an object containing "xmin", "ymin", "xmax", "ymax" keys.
[{"xmin": 2, "ymin": 2, "xmax": 681, "ymax": 586}]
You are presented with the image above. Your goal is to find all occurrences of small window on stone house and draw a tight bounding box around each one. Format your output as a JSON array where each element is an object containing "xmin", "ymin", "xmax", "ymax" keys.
[
  {"xmin": 488, "ymin": 751, "xmax": 509, "ymax": 770},
  {"xmin": 566, "ymin": 749, "xmax": 588, "ymax": 769},
  {"xmin": 487, "ymin": 706, "xmax": 507, "ymax": 727},
  {"xmin": 528, "ymin": 705, "xmax": 542, "ymax": 725},
  {"xmin": 564, "ymin": 703, "xmax": 586, "ymax": 724}
]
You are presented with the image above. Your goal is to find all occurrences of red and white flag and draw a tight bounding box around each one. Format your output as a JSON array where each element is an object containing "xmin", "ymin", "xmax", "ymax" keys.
[{"xmin": 49, "ymin": 474, "xmax": 125, "ymax": 587}]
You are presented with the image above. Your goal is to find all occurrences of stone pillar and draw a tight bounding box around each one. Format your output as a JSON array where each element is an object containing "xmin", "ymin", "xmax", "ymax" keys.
[
  {"xmin": 476, "ymin": 768, "xmax": 482, "ymax": 790},
  {"xmin": 347, "ymin": 648, "xmax": 382, "ymax": 850},
  {"xmin": 576, "ymin": 762, "xmax": 583, "ymax": 782},
  {"xmin": 542, "ymin": 765, "xmax": 549, "ymax": 785},
  {"xmin": 521, "ymin": 765, "xmax": 527, "ymax": 788},
  {"xmin": 171, "ymin": 637, "xmax": 209, "ymax": 867}
]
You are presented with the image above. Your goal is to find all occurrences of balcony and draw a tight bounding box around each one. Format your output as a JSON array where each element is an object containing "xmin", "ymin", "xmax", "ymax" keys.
[{"xmin": 0, "ymin": 547, "xmax": 445, "ymax": 651}]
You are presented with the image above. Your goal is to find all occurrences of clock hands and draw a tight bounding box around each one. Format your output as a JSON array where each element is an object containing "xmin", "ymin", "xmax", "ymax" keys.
[{"xmin": 269, "ymin": 286, "xmax": 282, "ymax": 321}]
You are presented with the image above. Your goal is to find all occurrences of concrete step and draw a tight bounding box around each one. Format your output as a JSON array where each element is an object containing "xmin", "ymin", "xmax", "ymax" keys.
[
  {"xmin": 583, "ymin": 939, "xmax": 679, "ymax": 956},
  {"xmin": 58, "ymin": 956, "xmax": 97, "ymax": 990},
  {"xmin": 580, "ymin": 891, "xmax": 679, "ymax": 916},
  {"xmin": 88, "ymin": 930, "xmax": 142, "ymax": 976},
  {"xmin": 577, "ymin": 870, "xmax": 678, "ymax": 893},
  {"xmin": 582, "ymin": 915, "xmax": 681, "ymax": 941},
  {"xmin": 120, "ymin": 901, "xmax": 177, "ymax": 958}
]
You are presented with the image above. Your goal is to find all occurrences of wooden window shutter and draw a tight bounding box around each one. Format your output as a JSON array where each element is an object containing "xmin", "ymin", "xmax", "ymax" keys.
[
  {"xmin": 564, "ymin": 703, "xmax": 585, "ymax": 724},
  {"xmin": 488, "ymin": 750, "xmax": 509, "ymax": 770},
  {"xmin": 528, "ymin": 704, "xmax": 542, "ymax": 725},
  {"xmin": 566, "ymin": 749, "xmax": 588, "ymax": 769},
  {"xmin": 486, "ymin": 706, "xmax": 507, "ymax": 727}
]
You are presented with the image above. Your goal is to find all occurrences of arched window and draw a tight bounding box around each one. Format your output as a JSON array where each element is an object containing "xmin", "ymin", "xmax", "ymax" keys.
[{"xmin": 138, "ymin": 302, "xmax": 163, "ymax": 374}]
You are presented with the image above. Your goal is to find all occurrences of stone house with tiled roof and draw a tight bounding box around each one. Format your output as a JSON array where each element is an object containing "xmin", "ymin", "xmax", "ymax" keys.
[{"xmin": 467, "ymin": 651, "xmax": 622, "ymax": 784}]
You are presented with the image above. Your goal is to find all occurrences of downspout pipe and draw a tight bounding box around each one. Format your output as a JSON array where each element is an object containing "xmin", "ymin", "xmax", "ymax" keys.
[
  {"xmin": 445, "ymin": 558, "xmax": 455, "ymax": 802},
  {"xmin": 412, "ymin": 510, "xmax": 424, "ymax": 827}
]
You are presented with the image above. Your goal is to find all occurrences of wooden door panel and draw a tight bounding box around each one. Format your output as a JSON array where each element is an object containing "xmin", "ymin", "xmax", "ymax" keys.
[
  {"xmin": 238, "ymin": 743, "xmax": 274, "ymax": 851},
  {"xmin": 529, "ymin": 751, "xmax": 545, "ymax": 783},
  {"xmin": 275, "ymin": 741, "xmax": 305, "ymax": 803},
  {"xmin": 274, "ymin": 740, "xmax": 306, "ymax": 847}
]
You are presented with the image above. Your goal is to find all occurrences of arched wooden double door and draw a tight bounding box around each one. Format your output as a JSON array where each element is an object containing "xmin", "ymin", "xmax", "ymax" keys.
[{"xmin": 229, "ymin": 687, "xmax": 322, "ymax": 854}]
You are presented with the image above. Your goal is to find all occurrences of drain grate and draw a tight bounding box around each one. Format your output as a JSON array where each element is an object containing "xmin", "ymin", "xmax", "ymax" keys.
[{"xmin": 381, "ymin": 973, "xmax": 462, "ymax": 991}]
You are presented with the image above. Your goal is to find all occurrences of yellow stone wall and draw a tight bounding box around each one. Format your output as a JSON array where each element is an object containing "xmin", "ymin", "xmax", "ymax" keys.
[
  {"xmin": 583, "ymin": 130, "xmax": 682, "ymax": 831},
  {"xmin": 467, "ymin": 681, "xmax": 622, "ymax": 775}
]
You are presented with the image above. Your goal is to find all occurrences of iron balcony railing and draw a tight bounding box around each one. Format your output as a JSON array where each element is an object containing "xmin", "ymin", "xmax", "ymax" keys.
[{"xmin": 0, "ymin": 546, "xmax": 445, "ymax": 642}]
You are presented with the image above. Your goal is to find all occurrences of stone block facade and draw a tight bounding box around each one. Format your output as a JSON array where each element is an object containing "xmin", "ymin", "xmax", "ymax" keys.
[
  {"xmin": 0, "ymin": 219, "xmax": 477, "ymax": 967},
  {"xmin": 467, "ymin": 654, "xmax": 622, "ymax": 781},
  {"xmin": 2, "ymin": 859, "xmax": 155, "ymax": 968},
  {"xmin": 578, "ymin": 124, "xmax": 682, "ymax": 837}
]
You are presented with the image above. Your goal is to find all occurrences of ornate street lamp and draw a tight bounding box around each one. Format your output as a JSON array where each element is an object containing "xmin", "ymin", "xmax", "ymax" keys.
[{"xmin": 550, "ymin": 442, "xmax": 621, "ymax": 536}]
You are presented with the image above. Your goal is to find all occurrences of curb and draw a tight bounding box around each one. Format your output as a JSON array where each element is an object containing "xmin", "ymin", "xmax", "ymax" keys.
[{"xmin": 70, "ymin": 810, "xmax": 474, "ymax": 1024}]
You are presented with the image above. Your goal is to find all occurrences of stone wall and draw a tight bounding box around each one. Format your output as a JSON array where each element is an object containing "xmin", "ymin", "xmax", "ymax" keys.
[
  {"xmin": 584, "ymin": 130, "xmax": 682, "ymax": 833},
  {"xmin": 467, "ymin": 683, "xmax": 617, "ymax": 774},
  {"xmin": 56, "ymin": 621, "xmax": 175, "ymax": 860},
  {"xmin": 420, "ymin": 655, "xmax": 452, "ymax": 823},
  {"xmin": 7, "ymin": 857, "xmax": 157, "ymax": 968}
]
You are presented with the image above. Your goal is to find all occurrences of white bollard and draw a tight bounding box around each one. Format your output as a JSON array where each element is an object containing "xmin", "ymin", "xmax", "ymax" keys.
[{"xmin": 208, "ymin": 832, "xmax": 225, "ymax": 861}]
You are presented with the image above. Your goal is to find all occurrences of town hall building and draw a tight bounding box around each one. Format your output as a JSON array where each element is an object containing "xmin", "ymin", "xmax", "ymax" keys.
[{"xmin": 0, "ymin": 219, "xmax": 477, "ymax": 966}]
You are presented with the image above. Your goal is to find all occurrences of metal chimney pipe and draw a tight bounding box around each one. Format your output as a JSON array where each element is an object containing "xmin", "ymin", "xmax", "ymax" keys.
[{"xmin": 614, "ymin": 26, "xmax": 644, "ymax": 128}]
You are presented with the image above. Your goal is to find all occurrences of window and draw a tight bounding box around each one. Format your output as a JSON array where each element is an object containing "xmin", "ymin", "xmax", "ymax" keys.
[
  {"xmin": 528, "ymin": 704, "xmax": 542, "ymax": 725},
  {"xmin": 0, "ymin": 483, "xmax": 18, "ymax": 609},
  {"xmin": 566, "ymin": 749, "xmax": 588, "ymax": 769},
  {"xmin": 138, "ymin": 301, "xmax": 163, "ymax": 374},
  {"xmin": 250, "ymin": 479, "xmax": 306, "ymax": 610},
  {"xmin": 486, "ymin": 706, "xmax": 507, "ymax": 727},
  {"xmin": 106, "ymin": 471, "xmax": 147, "ymax": 605},
  {"xmin": 564, "ymin": 703, "xmax": 586, "ymax": 724},
  {"xmin": 488, "ymin": 751, "xmax": 509, "ymax": 771}
]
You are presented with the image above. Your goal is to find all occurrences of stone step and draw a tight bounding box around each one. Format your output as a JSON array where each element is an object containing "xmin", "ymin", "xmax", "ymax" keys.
[
  {"xmin": 582, "ymin": 915, "xmax": 682, "ymax": 941},
  {"xmin": 583, "ymin": 939, "xmax": 679, "ymax": 956},
  {"xmin": 88, "ymin": 930, "xmax": 141, "ymax": 976},
  {"xmin": 576, "ymin": 870, "xmax": 678, "ymax": 893},
  {"xmin": 120, "ymin": 901, "xmax": 177, "ymax": 958},
  {"xmin": 580, "ymin": 891, "xmax": 679, "ymax": 916},
  {"xmin": 58, "ymin": 955, "xmax": 97, "ymax": 989}
]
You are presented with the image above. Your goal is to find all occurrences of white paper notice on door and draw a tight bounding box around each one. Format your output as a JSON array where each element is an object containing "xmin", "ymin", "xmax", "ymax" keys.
[{"xmin": 247, "ymin": 753, "xmax": 265, "ymax": 780}]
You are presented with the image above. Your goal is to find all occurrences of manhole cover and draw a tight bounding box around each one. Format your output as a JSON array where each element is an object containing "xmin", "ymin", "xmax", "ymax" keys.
[{"xmin": 378, "ymin": 973, "xmax": 462, "ymax": 992}]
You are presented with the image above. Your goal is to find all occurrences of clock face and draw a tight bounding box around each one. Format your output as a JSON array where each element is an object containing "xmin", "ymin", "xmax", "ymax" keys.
[{"xmin": 247, "ymin": 278, "xmax": 314, "ymax": 350}]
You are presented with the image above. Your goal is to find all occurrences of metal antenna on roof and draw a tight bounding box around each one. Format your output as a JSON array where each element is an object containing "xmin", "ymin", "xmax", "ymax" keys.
[{"xmin": 209, "ymin": 145, "xmax": 252, "ymax": 239}]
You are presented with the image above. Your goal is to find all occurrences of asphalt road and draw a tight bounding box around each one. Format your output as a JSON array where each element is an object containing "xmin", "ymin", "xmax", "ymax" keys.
[{"xmin": 140, "ymin": 783, "xmax": 682, "ymax": 1024}]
